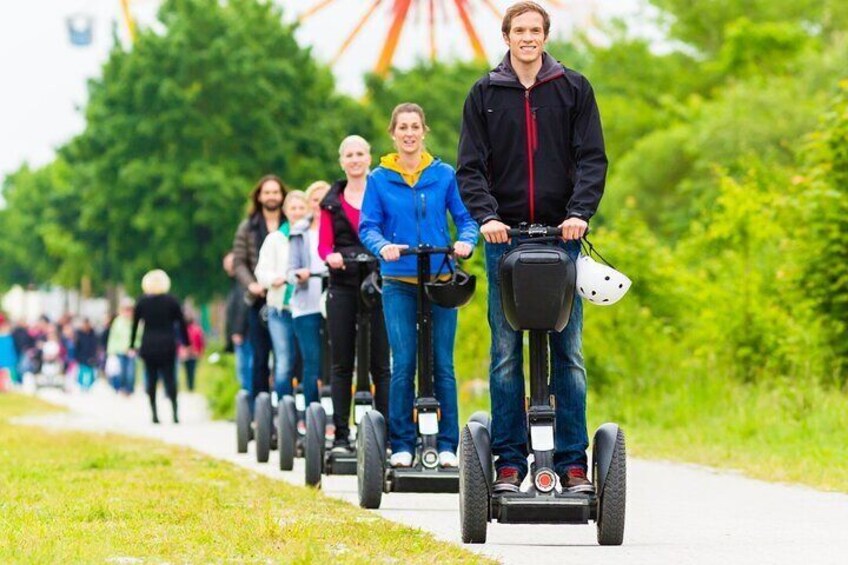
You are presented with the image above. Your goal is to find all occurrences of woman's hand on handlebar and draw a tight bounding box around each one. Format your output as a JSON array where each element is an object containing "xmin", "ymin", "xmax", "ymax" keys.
[
  {"xmin": 294, "ymin": 268, "xmax": 310, "ymax": 283},
  {"xmin": 326, "ymin": 252, "xmax": 345, "ymax": 270},
  {"xmin": 558, "ymin": 217, "xmax": 588, "ymax": 241},
  {"xmin": 480, "ymin": 219, "xmax": 511, "ymax": 244},
  {"xmin": 453, "ymin": 241, "xmax": 474, "ymax": 258},
  {"xmin": 380, "ymin": 244, "xmax": 409, "ymax": 262}
]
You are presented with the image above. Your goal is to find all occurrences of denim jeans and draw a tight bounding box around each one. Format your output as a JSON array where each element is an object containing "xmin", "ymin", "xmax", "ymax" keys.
[
  {"xmin": 382, "ymin": 279, "xmax": 459, "ymax": 454},
  {"xmin": 292, "ymin": 313, "xmax": 321, "ymax": 406},
  {"xmin": 267, "ymin": 307, "xmax": 298, "ymax": 400},
  {"xmin": 118, "ymin": 354, "xmax": 136, "ymax": 394},
  {"xmin": 485, "ymin": 239, "xmax": 588, "ymax": 475},
  {"xmin": 234, "ymin": 340, "xmax": 254, "ymax": 393}
]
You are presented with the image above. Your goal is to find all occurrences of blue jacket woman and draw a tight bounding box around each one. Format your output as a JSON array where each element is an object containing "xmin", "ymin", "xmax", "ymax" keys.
[{"xmin": 359, "ymin": 103, "xmax": 478, "ymax": 468}]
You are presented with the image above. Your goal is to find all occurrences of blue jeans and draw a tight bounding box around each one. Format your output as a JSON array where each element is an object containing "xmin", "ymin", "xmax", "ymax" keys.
[
  {"xmin": 235, "ymin": 340, "xmax": 254, "ymax": 393},
  {"xmin": 293, "ymin": 313, "xmax": 321, "ymax": 406},
  {"xmin": 267, "ymin": 307, "xmax": 298, "ymax": 400},
  {"xmin": 485, "ymin": 239, "xmax": 588, "ymax": 475},
  {"xmin": 382, "ymin": 279, "xmax": 459, "ymax": 454},
  {"xmin": 118, "ymin": 354, "xmax": 136, "ymax": 394}
]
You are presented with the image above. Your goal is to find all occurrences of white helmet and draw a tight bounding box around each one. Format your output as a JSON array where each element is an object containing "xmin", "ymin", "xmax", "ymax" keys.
[
  {"xmin": 319, "ymin": 289, "xmax": 328, "ymax": 319},
  {"xmin": 576, "ymin": 239, "xmax": 631, "ymax": 306}
]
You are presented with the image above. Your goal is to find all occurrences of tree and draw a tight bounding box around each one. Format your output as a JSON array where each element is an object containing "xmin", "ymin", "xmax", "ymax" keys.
[{"xmin": 64, "ymin": 0, "xmax": 368, "ymax": 299}]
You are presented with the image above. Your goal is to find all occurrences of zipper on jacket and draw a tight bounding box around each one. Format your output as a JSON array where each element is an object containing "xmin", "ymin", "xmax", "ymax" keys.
[{"xmin": 524, "ymin": 89, "xmax": 536, "ymax": 222}]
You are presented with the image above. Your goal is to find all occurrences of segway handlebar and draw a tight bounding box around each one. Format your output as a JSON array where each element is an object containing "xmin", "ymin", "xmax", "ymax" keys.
[
  {"xmin": 399, "ymin": 245, "xmax": 454, "ymax": 256},
  {"xmin": 341, "ymin": 253, "xmax": 379, "ymax": 264},
  {"xmin": 506, "ymin": 225, "xmax": 563, "ymax": 238}
]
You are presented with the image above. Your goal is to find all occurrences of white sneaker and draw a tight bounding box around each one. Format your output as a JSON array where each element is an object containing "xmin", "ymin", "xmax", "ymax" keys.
[
  {"xmin": 389, "ymin": 451, "xmax": 413, "ymax": 467},
  {"xmin": 439, "ymin": 451, "xmax": 458, "ymax": 468}
]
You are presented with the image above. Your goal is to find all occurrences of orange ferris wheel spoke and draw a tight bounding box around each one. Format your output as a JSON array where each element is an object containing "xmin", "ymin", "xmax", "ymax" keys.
[
  {"xmin": 333, "ymin": 0, "xmax": 384, "ymax": 64},
  {"xmin": 298, "ymin": 0, "xmax": 342, "ymax": 22},
  {"xmin": 452, "ymin": 0, "xmax": 487, "ymax": 62},
  {"xmin": 479, "ymin": 0, "xmax": 503, "ymax": 21},
  {"xmin": 375, "ymin": 0, "xmax": 415, "ymax": 77}
]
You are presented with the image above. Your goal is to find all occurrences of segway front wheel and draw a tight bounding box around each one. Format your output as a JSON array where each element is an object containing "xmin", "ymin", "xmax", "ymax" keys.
[
  {"xmin": 304, "ymin": 403, "xmax": 326, "ymax": 487},
  {"xmin": 278, "ymin": 395, "xmax": 297, "ymax": 471},
  {"xmin": 596, "ymin": 427, "xmax": 626, "ymax": 546},
  {"xmin": 236, "ymin": 390, "xmax": 250, "ymax": 454},
  {"xmin": 255, "ymin": 392, "xmax": 272, "ymax": 463},
  {"xmin": 357, "ymin": 411, "xmax": 386, "ymax": 509},
  {"xmin": 459, "ymin": 424, "xmax": 489, "ymax": 543},
  {"xmin": 468, "ymin": 411, "xmax": 491, "ymax": 432}
]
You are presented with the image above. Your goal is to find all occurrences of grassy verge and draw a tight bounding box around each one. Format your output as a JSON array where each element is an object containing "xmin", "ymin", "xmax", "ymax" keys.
[{"xmin": 0, "ymin": 394, "xmax": 492, "ymax": 564}]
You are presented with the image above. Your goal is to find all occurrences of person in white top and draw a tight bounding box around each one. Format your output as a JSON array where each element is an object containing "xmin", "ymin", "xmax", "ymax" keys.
[
  {"xmin": 287, "ymin": 181, "xmax": 331, "ymax": 406},
  {"xmin": 255, "ymin": 191, "xmax": 307, "ymax": 400}
]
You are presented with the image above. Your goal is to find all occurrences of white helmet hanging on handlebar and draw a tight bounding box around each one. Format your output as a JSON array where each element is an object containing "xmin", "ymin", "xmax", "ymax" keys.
[{"xmin": 576, "ymin": 238, "xmax": 631, "ymax": 306}]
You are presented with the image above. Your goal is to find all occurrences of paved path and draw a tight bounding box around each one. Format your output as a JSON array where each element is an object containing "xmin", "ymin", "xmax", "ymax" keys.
[{"xmin": 17, "ymin": 384, "xmax": 848, "ymax": 565}]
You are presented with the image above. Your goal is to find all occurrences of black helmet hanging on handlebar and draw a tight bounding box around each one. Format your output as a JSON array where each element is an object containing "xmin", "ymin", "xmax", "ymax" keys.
[
  {"xmin": 424, "ymin": 256, "xmax": 477, "ymax": 309},
  {"xmin": 360, "ymin": 271, "xmax": 383, "ymax": 309}
]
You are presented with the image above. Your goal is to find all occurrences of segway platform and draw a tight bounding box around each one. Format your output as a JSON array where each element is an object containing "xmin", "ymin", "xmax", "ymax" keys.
[
  {"xmin": 325, "ymin": 450, "xmax": 357, "ymax": 475},
  {"xmin": 493, "ymin": 491, "xmax": 597, "ymax": 524},
  {"xmin": 387, "ymin": 467, "xmax": 459, "ymax": 493}
]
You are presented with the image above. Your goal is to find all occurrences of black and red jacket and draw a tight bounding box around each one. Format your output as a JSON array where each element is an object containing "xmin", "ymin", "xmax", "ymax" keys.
[{"xmin": 457, "ymin": 52, "xmax": 608, "ymax": 227}]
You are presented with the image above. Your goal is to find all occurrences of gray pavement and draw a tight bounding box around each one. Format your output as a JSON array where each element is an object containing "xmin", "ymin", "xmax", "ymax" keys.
[{"xmin": 17, "ymin": 384, "xmax": 848, "ymax": 565}]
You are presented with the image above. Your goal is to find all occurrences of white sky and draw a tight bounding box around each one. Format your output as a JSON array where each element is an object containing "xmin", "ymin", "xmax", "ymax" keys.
[{"xmin": 0, "ymin": 0, "xmax": 653, "ymax": 180}]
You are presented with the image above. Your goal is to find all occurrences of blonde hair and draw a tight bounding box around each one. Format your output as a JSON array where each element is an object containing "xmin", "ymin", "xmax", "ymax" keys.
[
  {"xmin": 284, "ymin": 190, "xmax": 307, "ymax": 211},
  {"xmin": 338, "ymin": 135, "xmax": 371, "ymax": 157},
  {"xmin": 305, "ymin": 181, "xmax": 331, "ymax": 201},
  {"xmin": 387, "ymin": 102, "xmax": 429, "ymax": 134},
  {"xmin": 141, "ymin": 269, "xmax": 171, "ymax": 295}
]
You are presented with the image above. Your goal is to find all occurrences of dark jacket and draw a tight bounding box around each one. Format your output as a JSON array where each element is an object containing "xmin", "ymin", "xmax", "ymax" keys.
[
  {"xmin": 319, "ymin": 180, "xmax": 377, "ymax": 288},
  {"xmin": 232, "ymin": 214, "xmax": 270, "ymax": 293},
  {"xmin": 225, "ymin": 277, "xmax": 249, "ymax": 352},
  {"xmin": 457, "ymin": 52, "xmax": 608, "ymax": 227},
  {"xmin": 130, "ymin": 294, "xmax": 189, "ymax": 364},
  {"xmin": 74, "ymin": 329, "xmax": 99, "ymax": 365}
]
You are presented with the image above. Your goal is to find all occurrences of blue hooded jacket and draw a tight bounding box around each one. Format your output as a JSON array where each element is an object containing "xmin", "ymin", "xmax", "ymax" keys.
[{"xmin": 359, "ymin": 157, "xmax": 479, "ymax": 278}]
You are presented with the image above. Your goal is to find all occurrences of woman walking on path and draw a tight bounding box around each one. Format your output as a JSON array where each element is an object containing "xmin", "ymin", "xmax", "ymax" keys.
[
  {"xmin": 182, "ymin": 316, "xmax": 205, "ymax": 392},
  {"xmin": 255, "ymin": 191, "xmax": 308, "ymax": 401},
  {"xmin": 106, "ymin": 298, "xmax": 139, "ymax": 395},
  {"xmin": 359, "ymin": 103, "xmax": 478, "ymax": 468},
  {"xmin": 130, "ymin": 269, "xmax": 189, "ymax": 424},
  {"xmin": 287, "ymin": 181, "xmax": 331, "ymax": 407},
  {"xmin": 319, "ymin": 135, "xmax": 392, "ymax": 453}
]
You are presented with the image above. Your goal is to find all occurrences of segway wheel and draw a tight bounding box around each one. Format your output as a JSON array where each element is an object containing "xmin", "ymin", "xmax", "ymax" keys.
[
  {"xmin": 459, "ymin": 424, "xmax": 489, "ymax": 544},
  {"xmin": 467, "ymin": 411, "xmax": 491, "ymax": 432},
  {"xmin": 357, "ymin": 411, "xmax": 385, "ymax": 509},
  {"xmin": 278, "ymin": 395, "xmax": 297, "ymax": 471},
  {"xmin": 236, "ymin": 390, "xmax": 250, "ymax": 454},
  {"xmin": 255, "ymin": 392, "xmax": 272, "ymax": 463},
  {"xmin": 596, "ymin": 428, "xmax": 627, "ymax": 546},
  {"xmin": 304, "ymin": 403, "xmax": 326, "ymax": 487}
]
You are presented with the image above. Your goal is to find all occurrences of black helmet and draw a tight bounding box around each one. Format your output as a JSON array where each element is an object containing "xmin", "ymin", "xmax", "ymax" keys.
[
  {"xmin": 360, "ymin": 271, "xmax": 383, "ymax": 309},
  {"xmin": 425, "ymin": 266, "xmax": 476, "ymax": 308}
]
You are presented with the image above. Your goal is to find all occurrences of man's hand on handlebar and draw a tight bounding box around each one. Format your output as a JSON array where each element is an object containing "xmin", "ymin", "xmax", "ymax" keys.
[
  {"xmin": 453, "ymin": 242, "xmax": 474, "ymax": 258},
  {"xmin": 326, "ymin": 252, "xmax": 345, "ymax": 270},
  {"xmin": 380, "ymin": 244, "xmax": 409, "ymax": 262},
  {"xmin": 559, "ymin": 217, "xmax": 588, "ymax": 241},
  {"xmin": 481, "ymin": 219, "xmax": 511, "ymax": 244}
]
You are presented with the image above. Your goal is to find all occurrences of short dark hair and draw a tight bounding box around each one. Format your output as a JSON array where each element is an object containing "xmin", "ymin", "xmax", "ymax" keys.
[{"xmin": 502, "ymin": 1, "xmax": 551, "ymax": 38}]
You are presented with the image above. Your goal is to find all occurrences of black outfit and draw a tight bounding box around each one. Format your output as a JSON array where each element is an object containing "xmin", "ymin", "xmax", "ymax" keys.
[
  {"xmin": 457, "ymin": 52, "xmax": 608, "ymax": 226},
  {"xmin": 12, "ymin": 325, "xmax": 34, "ymax": 357},
  {"xmin": 224, "ymin": 277, "xmax": 249, "ymax": 353},
  {"xmin": 130, "ymin": 294, "xmax": 188, "ymax": 423},
  {"xmin": 320, "ymin": 180, "xmax": 391, "ymax": 441}
]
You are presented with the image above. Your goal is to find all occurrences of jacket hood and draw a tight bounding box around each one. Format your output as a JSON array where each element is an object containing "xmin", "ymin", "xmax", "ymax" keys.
[
  {"xmin": 376, "ymin": 153, "xmax": 442, "ymax": 186},
  {"xmin": 490, "ymin": 51, "xmax": 563, "ymax": 86}
]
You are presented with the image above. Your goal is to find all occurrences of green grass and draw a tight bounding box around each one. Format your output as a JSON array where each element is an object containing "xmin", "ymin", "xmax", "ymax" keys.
[{"xmin": 0, "ymin": 394, "xmax": 493, "ymax": 564}]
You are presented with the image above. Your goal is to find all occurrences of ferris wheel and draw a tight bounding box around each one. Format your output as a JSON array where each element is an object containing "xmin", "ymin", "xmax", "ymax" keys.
[{"xmin": 288, "ymin": 0, "xmax": 598, "ymax": 76}]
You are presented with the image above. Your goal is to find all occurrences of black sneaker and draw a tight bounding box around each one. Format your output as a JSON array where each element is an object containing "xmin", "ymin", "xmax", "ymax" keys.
[
  {"xmin": 561, "ymin": 466, "xmax": 595, "ymax": 494},
  {"xmin": 331, "ymin": 438, "xmax": 352, "ymax": 454},
  {"xmin": 493, "ymin": 466, "xmax": 523, "ymax": 493}
]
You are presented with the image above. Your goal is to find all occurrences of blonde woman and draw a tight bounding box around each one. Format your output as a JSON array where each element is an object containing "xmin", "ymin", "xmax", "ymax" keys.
[
  {"xmin": 255, "ymin": 191, "xmax": 308, "ymax": 402},
  {"xmin": 287, "ymin": 181, "xmax": 331, "ymax": 406},
  {"xmin": 129, "ymin": 269, "xmax": 188, "ymax": 424}
]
